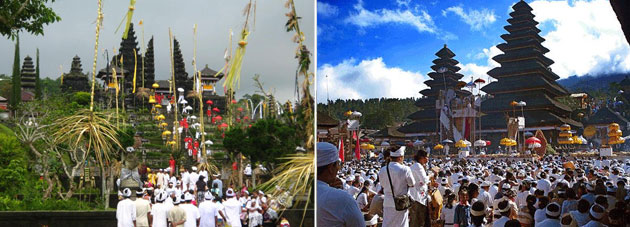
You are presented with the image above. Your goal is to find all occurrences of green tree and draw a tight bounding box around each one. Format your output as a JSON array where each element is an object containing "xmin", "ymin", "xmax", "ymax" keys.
[
  {"xmin": 35, "ymin": 48, "xmax": 41, "ymax": 99},
  {"xmin": 10, "ymin": 35, "xmax": 19, "ymax": 112},
  {"xmin": 0, "ymin": 132, "xmax": 27, "ymax": 196},
  {"xmin": 0, "ymin": 0, "xmax": 62, "ymax": 39},
  {"xmin": 71, "ymin": 91, "xmax": 91, "ymax": 106}
]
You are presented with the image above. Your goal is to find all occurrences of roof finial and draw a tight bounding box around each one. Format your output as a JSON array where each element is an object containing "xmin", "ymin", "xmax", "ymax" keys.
[{"xmin": 444, "ymin": 44, "xmax": 447, "ymax": 48}]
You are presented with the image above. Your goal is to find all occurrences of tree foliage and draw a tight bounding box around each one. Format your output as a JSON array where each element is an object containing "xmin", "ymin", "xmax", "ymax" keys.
[
  {"xmin": 318, "ymin": 98, "xmax": 418, "ymax": 129},
  {"xmin": 0, "ymin": 132, "xmax": 27, "ymax": 196},
  {"xmin": 223, "ymin": 118, "xmax": 299, "ymax": 168},
  {"xmin": 0, "ymin": 0, "xmax": 62, "ymax": 39},
  {"xmin": 10, "ymin": 35, "xmax": 19, "ymax": 111}
]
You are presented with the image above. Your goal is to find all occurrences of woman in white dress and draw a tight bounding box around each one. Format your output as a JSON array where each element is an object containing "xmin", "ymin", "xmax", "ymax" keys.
[
  {"xmin": 247, "ymin": 199, "xmax": 264, "ymax": 227},
  {"xmin": 441, "ymin": 191, "xmax": 457, "ymax": 227}
]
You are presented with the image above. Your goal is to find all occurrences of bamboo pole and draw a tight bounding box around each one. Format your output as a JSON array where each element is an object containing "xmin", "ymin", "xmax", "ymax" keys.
[
  {"xmin": 89, "ymin": 0, "xmax": 104, "ymax": 112},
  {"xmin": 169, "ymin": 28, "xmax": 180, "ymax": 151}
]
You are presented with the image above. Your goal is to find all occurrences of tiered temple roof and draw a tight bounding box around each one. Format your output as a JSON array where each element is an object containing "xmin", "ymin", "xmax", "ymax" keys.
[
  {"xmin": 20, "ymin": 56, "xmax": 36, "ymax": 90},
  {"xmin": 480, "ymin": 0, "xmax": 579, "ymax": 129},
  {"xmin": 398, "ymin": 45, "xmax": 471, "ymax": 134},
  {"xmin": 61, "ymin": 55, "xmax": 89, "ymax": 92},
  {"xmin": 199, "ymin": 64, "xmax": 224, "ymax": 96}
]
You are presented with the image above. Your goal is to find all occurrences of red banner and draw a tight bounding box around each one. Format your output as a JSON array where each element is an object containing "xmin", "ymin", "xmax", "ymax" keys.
[{"xmin": 338, "ymin": 139, "xmax": 344, "ymax": 162}]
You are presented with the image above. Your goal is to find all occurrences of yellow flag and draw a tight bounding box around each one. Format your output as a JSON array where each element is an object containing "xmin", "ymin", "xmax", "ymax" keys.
[
  {"xmin": 59, "ymin": 65, "xmax": 64, "ymax": 85},
  {"xmin": 133, "ymin": 48, "xmax": 137, "ymax": 93}
]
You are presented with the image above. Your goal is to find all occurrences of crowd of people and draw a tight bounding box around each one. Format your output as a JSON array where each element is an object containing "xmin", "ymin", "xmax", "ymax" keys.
[
  {"xmin": 317, "ymin": 141, "xmax": 630, "ymax": 227},
  {"xmin": 116, "ymin": 165, "xmax": 288, "ymax": 227}
]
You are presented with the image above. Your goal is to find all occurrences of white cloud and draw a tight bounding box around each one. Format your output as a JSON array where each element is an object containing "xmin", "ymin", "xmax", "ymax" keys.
[
  {"xmin": 459, "ymin": 46, "xmax": 501, "ymax": 82},
  {"xmin": 317, "ymin": 2, "xmax": 339, "ymax": 18},
  {"xmin": 317, "ymin": 58, "xmax": 427, "ymax": 102},
  {"xmin": 345, "ymin": 0, "xmax": 437, "ymax": 34},
  {"xmin": 442, "ymin": 6, "xmax": 497, "ymax": 31},
  {"xmin": 459, "ymin": 0, "xmax": 630, "ymax": 82},
  {"xmin": 529, "ymin": 0, "xmax": 630, "ymax": 77}
]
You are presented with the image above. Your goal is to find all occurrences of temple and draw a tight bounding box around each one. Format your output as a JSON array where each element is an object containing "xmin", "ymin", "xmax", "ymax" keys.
[
  {"xmin": 480, "ymin": 0, "xmax": 580, "ymax": 135},
  {"xmin": 398, "ymin": 45, "xmax": 471, "ymax": 137},
  {"xmin": 199, "ymin": 64, "xmax": 224, "ymax": 97},
  {"xmin": 61, "ymin": 55, "xmax": 89, "ymax": 92},
  {"xmin": 20, "ymin": 56, "xmax": 36, "ymax": 91}
]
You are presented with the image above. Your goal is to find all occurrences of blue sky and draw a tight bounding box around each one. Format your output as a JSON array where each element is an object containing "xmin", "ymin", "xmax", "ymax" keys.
[{"xmin": 316, "ymin": 0, "xmax": 630, "ymax": 103}]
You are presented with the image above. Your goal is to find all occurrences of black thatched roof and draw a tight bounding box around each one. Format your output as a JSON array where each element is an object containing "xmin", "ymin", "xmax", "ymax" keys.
[
  {"xmin": 397, "ymin": 121, "xmax": 437, "ymax": 134},
  {"xmin": 372, "ymin": 126, "xmax": 407, "ymax": 138},
  {"xmin": 317, "ymin": 111, "xmax": 339, "ymax": 127},
  {"xmin": 586, "ymin": 107, "xmax": 629, "ymax": 126},
  {"xmin": 481, "ymin": 110, "xmax": 582, "ymax": 130},
  {"xmin": 611, "ymin": 0, "xmax": 630, "ymax": 46}
]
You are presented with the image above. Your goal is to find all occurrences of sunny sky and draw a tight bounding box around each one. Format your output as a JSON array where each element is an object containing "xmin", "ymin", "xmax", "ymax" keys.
[
  {"xmin": 316, "ymin": 0, "xmax": 630, "ymax": 103},
  {"xmin": 0, "ymin": 0, "xmax": 314, "ymax": 102}
]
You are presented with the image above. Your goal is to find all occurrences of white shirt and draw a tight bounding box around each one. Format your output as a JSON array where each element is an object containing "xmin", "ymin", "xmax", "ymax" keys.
[
  {"xmin": 570, "ymin": 210, "xmax": 591, "ymax": 227},
  {"xmin": 212, "ymin": 179, "xmax": 223, "ymax": 197},
  {"xmin": 151, "ymin": 202, "xmax": 170, "ymax": 227},
  {"xmin": 134, "ymin": 198, "xmax": 151, "ymax": 227},
  {"xmin": 378, "ymin": 161, "xmax": 415, "ymax": 208},
  {"xmin": 477, "ymin": 190, "xmax": 493, "ymax": 209},
  {"xmin": 441, "ymin": 205, "xmax": 456, "ymax": 225},
  {"xmin": 346, "ymin": 186, "xmax": 360, "ymax": 197},
  {"xmin": 516, "ymin": 191, "xmax": 529, "ymax": 208},
  {"xmin": 493, "ymin": 216, "xmax": 510, "ymax": 227},
  {"xmin": 199, "ymin": 170, "xmax": 208, "ymax": 182},
  {"xmin": 223, "ymin": 197, "xmax": 243, "ymax": 227},
  {"xmin": 356, "ymin": 192, "xmax": 368, "ymax": 210},
  {"xmin": 410, "ymin": 162, "xmax": 429, "ymax": 205},
  {"xmin": 189, "ymin": 172, "xmax": 200, "ymax": 190},
  {"xmin": 583, "ymin": 220, "xmax": 607, "ymax": 227},
  {"xmin": 316, "ymin": 180, "xmax": 365, "ymax": 227},
  {"xmin": 537, "ymin": 178, "xmax": 552, "ymax": 196},
  {"xmin": 534, "ymin": 209, "xmax": 547, "ymax": 223},
  {"xmin": 199, "ymin": 201, "xmax": 220, "ymax": 227},
  {"xmin": 116, "ymin": 198, "xmax": 137, "ymax": 227},
  {"xmin": 181, "ymin": 203, "xmax": 200, "ymax": 227},
  {"xmin": 537, "ymin": 218, "xmax": 561, "ymax": 227}
]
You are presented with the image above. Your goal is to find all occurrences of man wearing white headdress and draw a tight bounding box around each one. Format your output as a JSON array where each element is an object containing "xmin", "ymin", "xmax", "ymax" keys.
[
  {"xmin": 116, "ymin": 188, "xmax": 137, "ymax": 227},
  {"xmin": 151, "ymin": 192, "xmax": 170, "ymax": 227},
  {"xmin": 316, "ymin": 142, "xmax": 365, "ymax": 227},
  {"xmin": 378, "ymin": 145, "xmax": 415, "ymax": 227},
  {"xmin": 223, "ymin": 188, "xmax": 243, "ymax": 227}
]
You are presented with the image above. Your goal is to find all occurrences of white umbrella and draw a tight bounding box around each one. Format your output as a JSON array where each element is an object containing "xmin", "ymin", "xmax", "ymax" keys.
[
  {"xmin": 381, "ymin": 141, "xmax": 390, "ymax": 146},
  {"xmin": 463, "ymin": 140, "xmax": 471, "ymax": 146},
  {"xmin": 189, "ymin": 115, "xmax": 197, "ymax": 120},
  {"xmin": 179, "ymin": 99, "xmax": 188, "ymax": 105},
  {"xmin": 204, "ymin": 140, "xmax": 213, "ymax": 145},
  {"xmin": 474, "ymin": 139, "xmax": 487, "ymax": 147},
  {"xmin": 177, "ymin": 88, "xmax": 184, "ymax": 92},
  {"xmin": 352, "ymin": 111, "xmax": 362, "ymax": 117},
  {"xmin": 413, "ymin": 139, "xmax": 424, "ymax": 147}
]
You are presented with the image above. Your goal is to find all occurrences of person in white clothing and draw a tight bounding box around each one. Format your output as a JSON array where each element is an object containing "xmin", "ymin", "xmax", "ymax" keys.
[
  {"xmin": 537, "ymin": 203, "xmax": 561, "ymax": 227},
  {"xmin": 409, "ymin": 149, "xmax": 430, "ymax": 227},
  {"xmin": 151, "ymin": 192, "xmax": 170, "ymax": 227},
  {"xmin": 199, "ymin": 192, "xmax": 227, "ymax": 227},
  {"xmin": 316, "ymin": 142, "xmax": 365, "ymax": 227},
  {"xmin": 223, "ymin": 188, "xmax": 243, "ymax": 227},
  {"xmin": 134, "ymin": 189, "xmax": 151, "ymax": 227},
  {"xmin": 378, "ymin": 145, "xmax": 415, "ymax": 227},
  {"xmin": 584, "ymin": 204, "xmax": 607, "ymax": 227},
  {"xmin": 116, "ymin": 188, "xmax": 137, "ymax": 227},
  {"xmin": 537, "ymin": 172, "xmax": 552, "ymax": 196},
  {"xmin": 181, "ymin": 194, "xmax": 200, "ymax": 227}
]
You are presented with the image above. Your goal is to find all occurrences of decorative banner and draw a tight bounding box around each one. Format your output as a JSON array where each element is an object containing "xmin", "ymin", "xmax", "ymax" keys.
[
  {"xmin": 338, "ymin": 139, "xmax": 344, "ymax": 162},
  {"xmin": 354, "ymin": 131, "xmax": 360, "ymax": 160}
]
